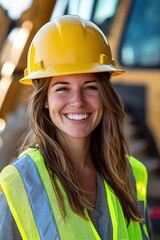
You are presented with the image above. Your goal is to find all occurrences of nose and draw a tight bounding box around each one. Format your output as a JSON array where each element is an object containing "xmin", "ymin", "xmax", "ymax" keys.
[{"xmin": 70, "ymin": 90, "xmax": 84, "ymax": 107}]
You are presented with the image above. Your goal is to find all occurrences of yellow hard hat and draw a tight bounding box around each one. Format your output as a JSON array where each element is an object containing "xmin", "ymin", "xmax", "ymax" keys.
[{"xmin": 20, "ymin": 15, "xmax": 124, "ymax": 85}]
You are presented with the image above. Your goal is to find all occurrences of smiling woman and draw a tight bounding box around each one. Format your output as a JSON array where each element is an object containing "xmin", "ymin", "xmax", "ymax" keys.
[{"xmin": 0, "ymin": 15, "xmax": 152, "ymax": 240}]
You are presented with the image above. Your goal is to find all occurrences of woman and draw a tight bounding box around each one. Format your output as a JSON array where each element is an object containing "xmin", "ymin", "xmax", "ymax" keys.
[{"xmin": 0, "ymin": 15, "xmax": 152, "ymax": 239}]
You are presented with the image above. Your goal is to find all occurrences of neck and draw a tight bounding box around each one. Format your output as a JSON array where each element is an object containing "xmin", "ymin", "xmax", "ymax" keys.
[
  {"xmin": 57, "ymin": 133, "xmax": 92, "ymax": 171},
  {"xmin": 57, "ymin": 133, "xmax": 97, "ymax": 205}
]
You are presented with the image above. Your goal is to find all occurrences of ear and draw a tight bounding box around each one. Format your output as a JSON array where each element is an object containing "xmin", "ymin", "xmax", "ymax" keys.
[{"xmin": 44, "ymin": 99, "xmax": 49, "ymax": 108}]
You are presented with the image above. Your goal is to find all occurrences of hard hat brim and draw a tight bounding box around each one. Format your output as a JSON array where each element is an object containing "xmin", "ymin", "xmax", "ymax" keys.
[{"xmin": 19, "ymin": 63, "xmax": 124, "ymax": 85}]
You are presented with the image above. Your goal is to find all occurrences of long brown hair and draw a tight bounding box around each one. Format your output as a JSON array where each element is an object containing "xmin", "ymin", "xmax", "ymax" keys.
[{"xmin": 20, "ymin": 72, "xmax": 142, "ymax": 223}]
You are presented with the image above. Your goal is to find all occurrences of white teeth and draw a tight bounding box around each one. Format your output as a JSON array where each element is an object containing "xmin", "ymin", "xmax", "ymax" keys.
[{"xmin": 67, "ymin": 114, "xmax": 89, "ymax": 120}]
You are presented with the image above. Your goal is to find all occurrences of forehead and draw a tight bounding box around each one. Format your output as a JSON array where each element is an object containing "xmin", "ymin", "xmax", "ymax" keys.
[{"xmin": 50, "ymin": 73, "xmax": 98, "ymax": 85}]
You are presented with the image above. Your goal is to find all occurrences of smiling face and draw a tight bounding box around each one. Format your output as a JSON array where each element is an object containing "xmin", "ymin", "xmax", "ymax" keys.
[{"xmin": 44, "ymin": 73, "xmax": 104, "ymax": 141}]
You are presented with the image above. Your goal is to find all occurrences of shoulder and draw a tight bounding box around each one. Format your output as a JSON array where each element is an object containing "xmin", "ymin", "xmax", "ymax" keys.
[
  {"xmin": 128, "ymin": 155, "xmax": 148, "ymax": 185},
  {"xmin": 0, "ymin": 147, "xmax": 44, "ymax": 191},
  {"xmin": 18, "ymin": 147, "xmax": 42, "ymax": 160},
  {"xmin": 128, "ymin": 155, "xmax": 147, "ymax": 173},
  {"xmin": 0, "ymin": 147, "xmax": 42, "ymax": 172},
  {"xmin": 7, "ymin": 147, "xmax": 43, "ymax": 170}
]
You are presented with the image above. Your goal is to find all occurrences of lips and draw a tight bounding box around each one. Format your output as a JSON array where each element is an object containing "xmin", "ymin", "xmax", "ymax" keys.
[{"xmin": 66, "ymin": 113, "xmax": 90, "ymax": 120}]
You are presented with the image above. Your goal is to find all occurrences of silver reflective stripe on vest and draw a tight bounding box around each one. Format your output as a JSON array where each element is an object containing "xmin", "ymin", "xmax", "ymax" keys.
[{"xmin": 12, "ymin": 154, "xmax": 60, "ymax": 240}]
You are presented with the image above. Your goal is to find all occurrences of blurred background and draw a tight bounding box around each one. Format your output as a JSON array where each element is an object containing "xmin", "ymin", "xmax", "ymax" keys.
[{"xmin": 0, "ymin": 0, "xmax": 160, "ymax": 238}]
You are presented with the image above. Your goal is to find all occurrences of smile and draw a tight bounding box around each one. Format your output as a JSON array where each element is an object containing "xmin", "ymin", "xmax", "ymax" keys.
[{"xmin": 66, "ymin": 114, "xmax": 89, "ymax": 120}]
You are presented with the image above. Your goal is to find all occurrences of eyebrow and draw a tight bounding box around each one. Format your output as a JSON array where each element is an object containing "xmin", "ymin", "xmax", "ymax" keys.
[
  {"xmin": 52, "ymin": 82, "xmax": 69, "ymax": 86},
  {"xmin": 52, "ymin": 80, "xmax": 97, "ymax": 86}
]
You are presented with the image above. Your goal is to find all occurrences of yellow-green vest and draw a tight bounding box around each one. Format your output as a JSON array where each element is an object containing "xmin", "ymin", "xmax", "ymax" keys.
[{"xmin": 0, "ymin": 148, "xmax": 149, "ymax": 240}]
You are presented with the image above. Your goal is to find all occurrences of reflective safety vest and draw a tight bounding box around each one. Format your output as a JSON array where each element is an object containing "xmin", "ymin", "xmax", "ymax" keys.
[{"xmin": 0, "ymin": 148, "xmax": 149, "ymax": 240}]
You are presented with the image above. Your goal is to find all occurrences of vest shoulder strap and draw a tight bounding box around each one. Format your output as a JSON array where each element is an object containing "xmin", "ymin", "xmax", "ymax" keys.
[{"xmin": 128, "ymin": 155, "xmax": 148, "ymax": 202}]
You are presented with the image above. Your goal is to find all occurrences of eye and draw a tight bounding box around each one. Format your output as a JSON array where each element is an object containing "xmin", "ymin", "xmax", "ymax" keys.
[
  {"xmin": 84, "ymin": 85, "xmax": 98, "ymax": 91},
  {"xmin": 55, "ymin": 87, "xmax": 69, "ymax": 92}
]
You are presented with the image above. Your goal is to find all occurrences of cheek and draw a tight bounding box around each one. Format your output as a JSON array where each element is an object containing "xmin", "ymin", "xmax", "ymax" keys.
[
  {"xmin": 94, "ymin": 98, "xmax": 104, "ymax": 120},
  {"xmin": 91, "ymin": 96, "xmax": 103, "ymax": 111},
  {"xmin": 47, "ymin": 96, "xmax": 66, "ymax": 114}
]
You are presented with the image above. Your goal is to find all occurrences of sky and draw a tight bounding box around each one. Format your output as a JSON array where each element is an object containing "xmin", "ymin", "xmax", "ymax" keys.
[{"xmin": 0, "ymin": 0, "xmax": 32, "ymax": 19}]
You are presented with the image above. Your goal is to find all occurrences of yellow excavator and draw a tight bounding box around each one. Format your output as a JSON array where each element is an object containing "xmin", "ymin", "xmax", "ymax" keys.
[{"xmin": 0, "ymin": 0, "xmax": 160, "ymax": 237}]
